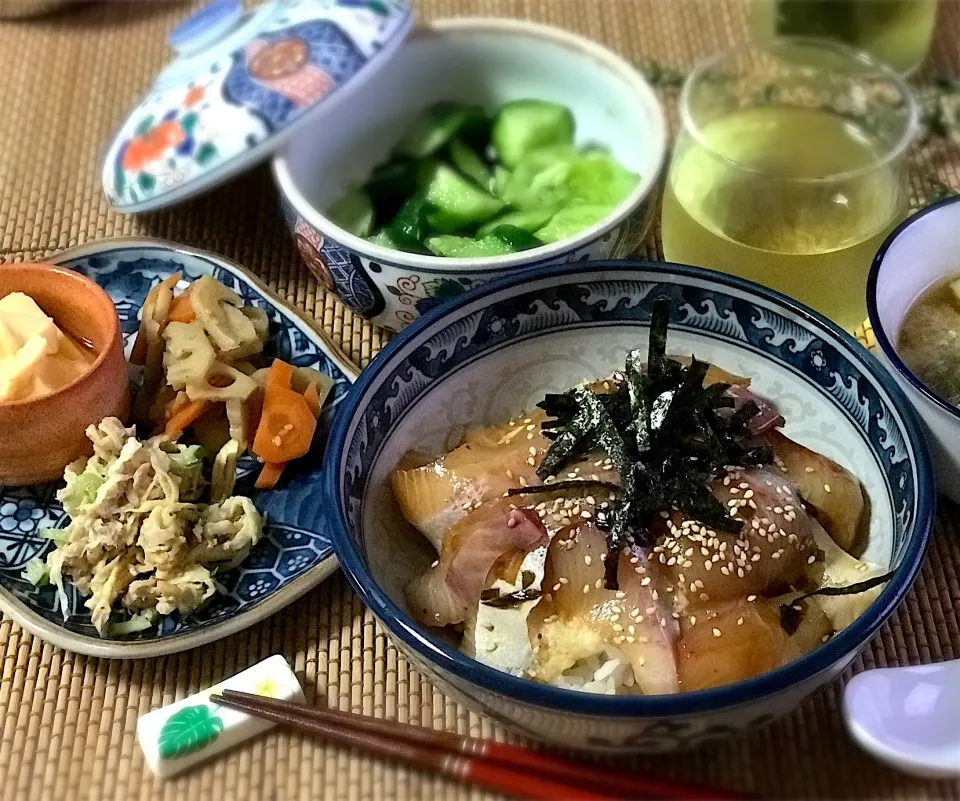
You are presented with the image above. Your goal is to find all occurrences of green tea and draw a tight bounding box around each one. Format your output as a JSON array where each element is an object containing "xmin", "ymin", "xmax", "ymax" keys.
[
  {"xmin": 661, "ymin": 106, "xmax": 904, "ymax": 331},
  {"xmin": 750, "ymin": 0, "xmax": 938, "ymax": 74}
]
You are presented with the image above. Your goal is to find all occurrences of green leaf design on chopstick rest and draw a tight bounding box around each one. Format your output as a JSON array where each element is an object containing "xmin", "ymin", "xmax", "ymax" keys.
[{"xmin": 158, "ymin": 705, "xmax": 224, "ymax": 760}]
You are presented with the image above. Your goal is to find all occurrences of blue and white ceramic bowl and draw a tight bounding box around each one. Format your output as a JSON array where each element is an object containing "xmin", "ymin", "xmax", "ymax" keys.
[
  {"xmin": 0, "ymin": 238, "xmax": 358, "ymax": 659},
  {"xmin": 869, "ymin": 195, "xmax": 960, "ymax": 505},
  {"xmin": 273, "ymin": 18, "xmax": 667, "ymax": 332},
  {"xmin": 325, "ymin": 261, "xmax": 934, "ymax": 751}
]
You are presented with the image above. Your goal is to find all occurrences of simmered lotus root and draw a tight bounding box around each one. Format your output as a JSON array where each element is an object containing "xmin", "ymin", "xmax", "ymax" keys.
[
  {"xmin": 163, "ymin": 321, "xmax": 216, "ymax": 390},
  {"xmin": 242, "ymin": 306, "xmax": 270, "ymax": 343},
  {"xmin": 185, "ymin": 361, "xmax": 258, "ymax": 402},
  {"xmin": 190, "ymin": 276, "xmax": 261, "ymax": 358},
  {"xmin": 134, "ymin": 272, "xmax": 181, "ymax": 419}
]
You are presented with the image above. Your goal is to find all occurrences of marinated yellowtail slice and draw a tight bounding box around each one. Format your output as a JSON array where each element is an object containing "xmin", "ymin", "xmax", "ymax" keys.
[
  {"xmin": 655, "ymin": 466, "xmax": 816, "ymax": 607},
  {"xmin": 763, "ymin": 430, "xmax": 866, "ymax": 554},
  {"xmin": 405, "ymin": 495, "xmax": 548, "ymax": 628},
  {"xmin": 530, "ymin": 522, "xmax": 680, "ymax": 695},
  {"xmin": 392, "ymin": 410, "xmax": 552, "ymax": 550},
  {"xmin": 805, "ymin": 519, "xmax": 886, "ymax": 631},
  {"xmin": 392, "ymin": 410, "xmax": 621, "ymax": 551},
  {"xmin": 675, "ymin": 595, "xmax": 832, "ymax": 692}
]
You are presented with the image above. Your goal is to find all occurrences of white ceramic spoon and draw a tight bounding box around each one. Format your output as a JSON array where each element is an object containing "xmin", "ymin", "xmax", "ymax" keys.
[{"xmin": 843, "ymin": 662, "xmax": 960, "ymax": 778}]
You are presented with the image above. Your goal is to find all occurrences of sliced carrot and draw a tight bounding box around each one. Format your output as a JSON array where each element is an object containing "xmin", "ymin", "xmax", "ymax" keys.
[
  {"xmin": 255, "ymin": 461, "xmax": 287, "ymax": 490},
  {"xmin": 167, "ymin": 293, "xmax": 196, "ymax": 323},
  {"xmin": 164, "ymin": 391, "xmax": 191, "ymax": 421},
  {"xmin": 252, "ymin": 386, "xmax": 316, "ymax": 463},
  {"xmin": 302, "ymin": 382, "xmax": 321, "ymax": 419},
  {"xmin": 264, "ymin": 359, "xmax": 294, "ymax": 397},
  {"xmin": 165, "ymin": 399, "xmax": 212, "ymax": 438}
]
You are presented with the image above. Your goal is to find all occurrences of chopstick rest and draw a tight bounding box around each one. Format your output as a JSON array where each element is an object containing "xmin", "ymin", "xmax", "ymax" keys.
[{"xmin": 136, "ymin": 655, "xmax": 303, "ymax": 778}]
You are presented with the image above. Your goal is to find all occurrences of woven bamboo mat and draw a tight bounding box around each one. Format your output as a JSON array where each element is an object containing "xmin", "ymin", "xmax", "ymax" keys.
[{"xmin": 1, "ymin": 1, "xmax": 959, "ymax": 799}]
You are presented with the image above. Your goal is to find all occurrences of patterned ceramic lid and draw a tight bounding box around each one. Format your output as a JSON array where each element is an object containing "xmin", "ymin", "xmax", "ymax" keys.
[{"xmin": 102, "ymin": 0, "xmax": 413, "ymax": 213}]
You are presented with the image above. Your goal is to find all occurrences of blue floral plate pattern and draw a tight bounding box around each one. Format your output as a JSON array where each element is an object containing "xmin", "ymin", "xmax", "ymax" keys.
[{"xmin": 0, "ymin": 238, "xmax": 357, "ymax": 658}]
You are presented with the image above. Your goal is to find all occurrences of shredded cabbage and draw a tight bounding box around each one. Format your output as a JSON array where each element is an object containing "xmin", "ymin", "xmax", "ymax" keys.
[
  {"xmin": 58, "ymin": 465, "xmax": 107, "ymax": 517},
  {"xmin": 107, "ymin": 610, "xmax": 158, "ymax": 637},
  {"xmin": 42, "ymin": 417, "xmax": 263, "ymax": 636},
  {"xmin": 21, "ymin": 558, "xmax": 49, "ymax": 586}
]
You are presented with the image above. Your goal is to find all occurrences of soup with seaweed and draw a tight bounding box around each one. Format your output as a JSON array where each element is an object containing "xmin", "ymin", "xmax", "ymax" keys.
[{"xmin": 898, "ymin": 275, "xmax": 960, "ymax": 405}]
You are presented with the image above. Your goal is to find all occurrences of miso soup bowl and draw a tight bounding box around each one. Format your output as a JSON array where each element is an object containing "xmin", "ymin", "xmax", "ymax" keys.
[
  {"xmin": 0, "ymin": 264, "xmax": 130, "ymax": 485},
  {"xmin": 325, "ymin": 260, "xmax": 934, "ymax": 752},
  {"xmin": 273, "ymin": 18, "xmax": 667, "ymax": 333},
  {"xmin": 869, "ymin": 195, "xmax": 960, "ymax": 504}
]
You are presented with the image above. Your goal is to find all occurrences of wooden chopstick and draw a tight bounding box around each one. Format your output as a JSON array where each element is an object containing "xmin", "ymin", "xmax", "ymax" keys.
[
  {"xmin": 213, "ymin": 690, "xmax": 743, "ymax": 801},
  {"xmin": 211, "ymin": 690, "xmax": 613, "ymax": 801}
]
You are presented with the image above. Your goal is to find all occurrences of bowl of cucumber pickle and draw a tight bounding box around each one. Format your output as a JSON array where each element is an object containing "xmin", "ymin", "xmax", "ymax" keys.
[{"xmin": 273, "ymin": 17, "xmax": 667, "ymax": 331}]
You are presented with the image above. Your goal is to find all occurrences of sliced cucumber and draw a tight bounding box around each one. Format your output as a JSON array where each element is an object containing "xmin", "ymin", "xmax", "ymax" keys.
[
  {"xmin": 492, "ymin": 165, "xmax": 513, "ymax": 200},
  {"xmin": 535, "ymin": 204, "xmax": 610, "ymax": 244},
  {"xmin": 327, "ymin": 187, "xmax": 374, "ymax": 237},
  {"xmin": 489, "ymin": 224, "xmax": 543, "ymax": 252},
  {"xmin": 491, "ymin": 100, "xmax": 575, "ymax": 169},
  {"xmin": 449, "ymin": 137, "xmax": 493, "ymax": 190},
  {"xmin": 385, "ymin": 193, "xmax": 431, "ymax": 253},
  {"xmin": 500, "ymin": 145, "xmax": 578, "ymax": 210},
  {"xmin": 364, "ymin": 159, "xmax": 422, "ymax": 223},
  {"xmin": 368, "ymin": 230, "xmax": 399, "ymax": 250},
  {"xmin": 423, "ymin": 164, "xmax": 504, "ymax": 233},
  {"xmin": 565, "ymin": 151, "xmax": 640, "ymax": 207},
  {"xmin": 395, "ymin": 102, "xmax": 488, "ymax": 159},
  {"xmin": 425, "ymin": 235, "xmax": 515, "ymax": 258},
  {"xmin": 477, "ymin": 207, "xmax": 555, "ymax": 237}
]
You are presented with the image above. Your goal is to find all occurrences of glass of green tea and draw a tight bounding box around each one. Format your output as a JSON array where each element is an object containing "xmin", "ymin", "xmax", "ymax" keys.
[
  {"xmin": 661, "ymin": 39, "xmax": 918, "ymax": 332},
  {"xmin": 749, "ymin": 0, "xmax": 938, "ymax": 76}
]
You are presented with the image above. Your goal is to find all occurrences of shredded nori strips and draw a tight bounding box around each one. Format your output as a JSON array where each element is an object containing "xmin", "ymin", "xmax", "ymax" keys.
[
  {"xmin": 480, "ymin": 588, "xmax": 544, "ymax": 608},
  {"xmin": 778, "ymin": 571, "xmax": 896, "ymax": 634},
  {"xmin": 536, "ymin": 298, "xmax": 774, "ymax": 590}
]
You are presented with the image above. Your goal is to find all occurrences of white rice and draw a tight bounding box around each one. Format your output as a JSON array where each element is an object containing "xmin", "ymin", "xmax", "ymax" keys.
[{"xmin": 550, "ymin": 646, "xmax": 640, "ymax": 695}]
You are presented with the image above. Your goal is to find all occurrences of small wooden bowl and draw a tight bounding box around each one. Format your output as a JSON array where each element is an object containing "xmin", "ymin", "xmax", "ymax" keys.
[{"xmin": 0, "ymin": 264, "xmax": 130, "ymax": 485}]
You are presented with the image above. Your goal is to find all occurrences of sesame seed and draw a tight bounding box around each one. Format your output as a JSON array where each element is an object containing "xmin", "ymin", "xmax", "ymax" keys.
[
  {"xmin": 616, "ymin": 591, "xmax": 626, "ymax": 599},
  {"xmin": 595, "ymin": 579, "xmax": 603, "ymax": 589},
  {"xmin": 747, "ymin": 595, "xmax": 757, "ymax": 602},
  {"xmin": 805, "ymin": 466, "xmax": 815, "ymax": 473},
  {"xmin": 823, "ymin": 483, "xmax": 832, "ymax": 493},
  {"xmin": 712, "ymin": 628, "xmax": 722, "ymax": 638},
  {"xmin": 640, "ymin": 576, "xmax": 651, "ymax": 586},
  {"xmin": 689, "ymin": 616, "xmax": 697, "ymax": 625},
  {"xmin": 808, "ymin": 554, "xmax": 817, "ymax": 564},
  {"xmin": 583, "ymin": 584, "xmax": 590, "ymax": 594},
  {"xmin": 584, "ymin": 555, "xmax": 592, "ymax": 566},
  {"xmin": 430, "ymin": 560, "xmax": 439, "ymax": 568},
  {"xmin": 737, "ymin": 617, "xmax": 744, "ymax": 626}
]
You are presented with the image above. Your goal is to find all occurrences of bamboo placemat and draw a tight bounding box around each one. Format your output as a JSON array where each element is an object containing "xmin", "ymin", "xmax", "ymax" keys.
[{"xmin": 1, "ymin": 1, "xmax": 959, "ymax": 799}]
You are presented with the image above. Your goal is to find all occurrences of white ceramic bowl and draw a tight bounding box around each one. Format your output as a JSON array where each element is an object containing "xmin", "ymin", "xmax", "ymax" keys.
[
  {"xmin": 326, "ymin": 260, "xmax": 934, "ymax": 751},
  {"xmin": 868, "ymin": 196, "xmax": 960, "ymax": 503},
  {"xmin": 273, "ymin": 17, "xmax": 667, "ymax": 332}
]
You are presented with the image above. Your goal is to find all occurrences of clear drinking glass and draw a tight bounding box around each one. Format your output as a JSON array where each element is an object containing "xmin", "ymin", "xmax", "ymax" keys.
[
  {"xmin": 661, "ymin": 39, "xmax": 918, "ymax": 332},
  {"xmin": 748, "ymin": 0, "xmax": 939, "ymax": 75}
]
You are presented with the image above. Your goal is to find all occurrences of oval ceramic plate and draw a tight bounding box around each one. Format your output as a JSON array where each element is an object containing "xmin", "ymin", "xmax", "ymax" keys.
[{"xmin": 0, "ymin": 238, "xmax": 358, "ymax": 658}]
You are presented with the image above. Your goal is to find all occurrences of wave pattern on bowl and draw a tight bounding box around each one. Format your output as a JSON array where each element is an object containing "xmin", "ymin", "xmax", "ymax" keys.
[{"xmin": 327, "ymin": 262, "xmax": 933, "ymax": 750}]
